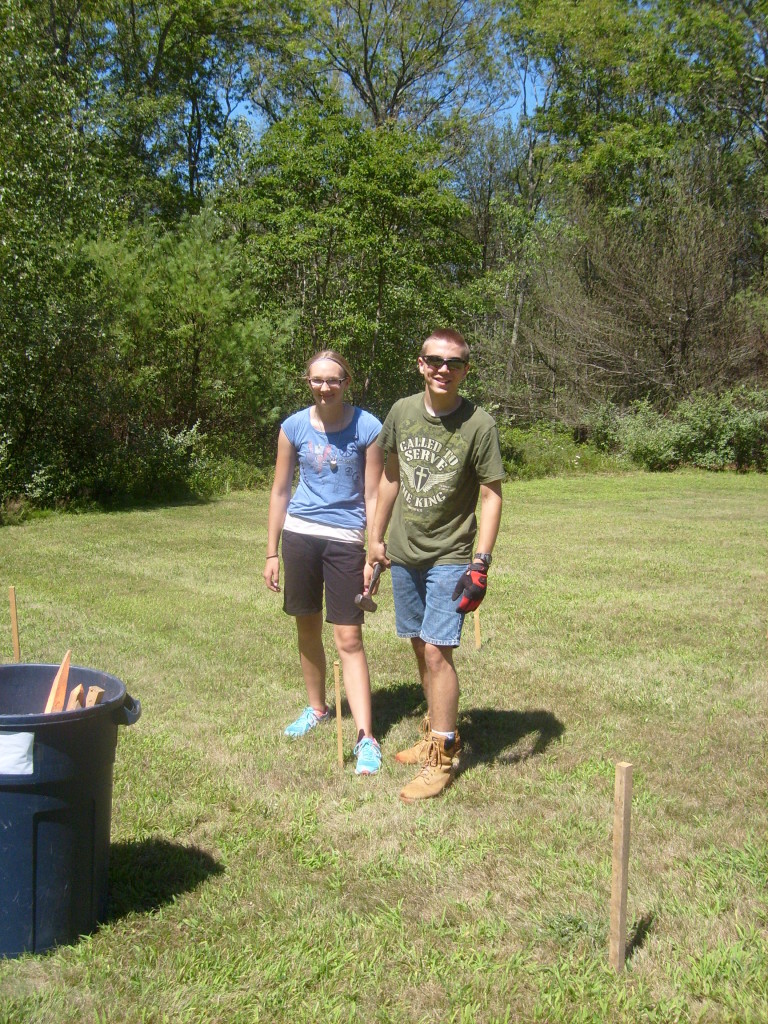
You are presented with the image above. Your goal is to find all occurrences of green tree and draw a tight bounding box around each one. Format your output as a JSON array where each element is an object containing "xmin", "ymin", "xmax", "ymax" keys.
[
  {"xmin": 91, "ymin": 0, "xmax": 256, "ymax": 216},
  {"xmin": 248, "ymin": 0, "xmax": 500, "ymax": 128},
  {"xmin": 455, "ymin": 44, "xmax": 561, "ymax": 415},
  {"xmin": 482, "ymin": 0, "xmax": 768, "ymax": 417},
  {"xmin": 500, "ymin": 0, "xmax": 678, "ymax": 207},
  {"xmin": 0, "ymin": 0, "xmax": 112, "ymax": 503},
  {"xmin": 31, "ymin": 0, "xmax": 267, "ymax": 219},
  {"xmin": 215, "ymin": 105, "xmax": 478, "ymax": 413},
  {"xmin": 93, "ymin": 211, "xmax": 296, "ymax": 465},
  {"xmin": 663, "ymin": 0, "xmax": 768, "ymax": 172}
]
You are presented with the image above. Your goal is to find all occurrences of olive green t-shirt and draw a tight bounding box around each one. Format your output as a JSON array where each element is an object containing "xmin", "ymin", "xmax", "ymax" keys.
[{"xmin": 377, "ymin": 393, "xmax": 505, "ymax": 567}]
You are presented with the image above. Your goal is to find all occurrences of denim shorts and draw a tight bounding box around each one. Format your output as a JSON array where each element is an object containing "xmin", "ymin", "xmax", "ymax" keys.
[{"xmin": 390, "ymin": 563, "xmax": 468, "ymax": 647}]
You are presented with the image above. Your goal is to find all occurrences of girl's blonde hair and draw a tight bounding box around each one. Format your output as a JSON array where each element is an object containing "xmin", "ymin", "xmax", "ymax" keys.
[{"xmin": 305, "ymin": 349, "xmax": 353, "ymax": 386}]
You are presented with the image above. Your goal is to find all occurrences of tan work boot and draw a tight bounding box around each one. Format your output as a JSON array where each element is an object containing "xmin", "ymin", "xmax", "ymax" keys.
[
  {"xmin": 394, "ymin": 714, "xmax": 431, "ymax": 764},
  {"xmin": 395, "ymin": 718, "xmax": 463, "ymax": 765},
  {"xmin": 399, "ymin": 733, "xmax": 461, "ymax": 803}
]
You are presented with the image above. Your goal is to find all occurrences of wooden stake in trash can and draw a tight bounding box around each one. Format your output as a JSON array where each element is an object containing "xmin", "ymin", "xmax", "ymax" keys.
[
  {"xmin": 9, "ymin": 586, "xmax": 20, "ymax": 662},
  {"xmin": 609, "ymin": 761, "xmax": 633, "ymax": 972},
  {"xmin": 44, "ymin": 650, "xmax": 72, "ymax": 714},
  {"xmin": 85, "ymin": 686, "xmax": 105, "ymax": 707},
  {"xmin": 66, "ymin": 684, "xmax": 84, "ymax": 710},
  {"xmin": 333, "ymin": 660, "xmax": 344, "ymax": 766}
]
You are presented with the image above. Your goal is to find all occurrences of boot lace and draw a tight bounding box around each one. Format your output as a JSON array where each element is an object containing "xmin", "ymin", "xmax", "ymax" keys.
[{"xmin": 416, "ymin": 739, "xmax": 442, "ymax": 777}]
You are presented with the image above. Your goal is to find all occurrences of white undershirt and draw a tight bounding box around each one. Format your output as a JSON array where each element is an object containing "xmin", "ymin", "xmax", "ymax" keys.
[{"xmin": 283, "ymin": 512, "xmax": 364, "ymax": 546}]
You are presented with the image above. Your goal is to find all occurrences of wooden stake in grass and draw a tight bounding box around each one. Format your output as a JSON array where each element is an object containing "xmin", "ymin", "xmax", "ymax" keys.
[
  {"xmin": 333, "ymin": 660, "xmax": 344, "ymax": 766},
  {"xmin": 44, "ymin": 650, "xmax": 72, "ymax": 713},
  {"xmin": 9, "ymin": 585, "xmax": 20, "ymax": 661},
  {"xmin": 474, "ymin": 607, "xmax": 482, "ymax": 650},
  {"xmin": 609, "ymin": 760, "xmax": 633, "ymax": 973}
]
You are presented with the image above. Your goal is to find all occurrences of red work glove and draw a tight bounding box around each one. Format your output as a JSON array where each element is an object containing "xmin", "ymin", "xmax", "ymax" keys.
[{"xmin": 451, "ymin": 560, "xmax": 488, "ymax": 613}]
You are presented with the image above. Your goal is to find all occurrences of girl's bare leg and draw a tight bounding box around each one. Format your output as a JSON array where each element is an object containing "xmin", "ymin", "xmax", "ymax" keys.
[
  {"xmin": 333, "ymin": 623, "xmax": 373, "ymax": 740},
  {"xmin": 296, "ymin": 613, "xmax": 327, "ymax": 711}
]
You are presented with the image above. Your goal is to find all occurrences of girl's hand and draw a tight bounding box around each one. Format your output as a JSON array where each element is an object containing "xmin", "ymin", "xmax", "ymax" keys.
[
  {"xmin": 264, "ymin": 555, "xmax": 281, "ymax": 592},
  {"xmin": 362, "ymin": 560, "xmax": 384, "ymax": 597},
  {"xmin": 362, "ymin": 561, "xmax": 375, "ymax": 593}
]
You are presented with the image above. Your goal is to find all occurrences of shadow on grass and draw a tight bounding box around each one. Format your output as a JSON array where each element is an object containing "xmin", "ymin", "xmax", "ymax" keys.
[
  {"xmin": 626, "ymin": 912, "xmax": 655, "ymax": 961},
  {"xmin": 101, "ymin": 494, "xmax": 211, "ymax": 516},
  {"xmin": 456, "ymin": 707, "xmax": 565, "ymax": 774},
  {"xmin": 369, "ymin": 681, "xmax": 425, "ymax": 742},
  {"xmin": 106, "ymin": 838, "xmax": 225, "ymax": 921},
  {"xmin": 367, "ymin": 684, "xmax": 564, "ymax": 772}
]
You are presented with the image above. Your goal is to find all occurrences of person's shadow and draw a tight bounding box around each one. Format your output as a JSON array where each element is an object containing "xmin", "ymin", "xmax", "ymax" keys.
[
  {"xmin": 370, "ymin": 683, "xmax": 564, "ymax": 771},
  {"xmin": 106, "ymin": 838, "xmax": 225, "ymax": 921},
  {"xmin": 455, "ymin": 707, "xmax": 565, "ymax": 774},
  {"xmin": 370, "ymin": 681, "xmax": 425, "ymax": 740}
]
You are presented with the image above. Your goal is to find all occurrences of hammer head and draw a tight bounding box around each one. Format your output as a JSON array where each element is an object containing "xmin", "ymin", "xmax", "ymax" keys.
[{"xmin": 355, "ymin": 562, "xmax": 382, "ymax": 612}]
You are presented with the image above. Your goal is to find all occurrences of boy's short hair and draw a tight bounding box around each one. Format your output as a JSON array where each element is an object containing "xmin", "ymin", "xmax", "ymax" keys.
[{"xmin": 420, "ymin": 329, "xmax": 470, "ymax": 361}]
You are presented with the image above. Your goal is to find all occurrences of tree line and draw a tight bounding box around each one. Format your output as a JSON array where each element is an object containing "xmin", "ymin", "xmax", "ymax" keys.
[{"xmin": 1, "ymin": 0, "xmax": 766, "ymax": 507}]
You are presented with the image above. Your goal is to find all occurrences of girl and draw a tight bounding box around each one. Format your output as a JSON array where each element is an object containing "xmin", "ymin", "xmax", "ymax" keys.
[{"xmin": 263, "ymin": 351, "xmax": 383, "ymax": 774}]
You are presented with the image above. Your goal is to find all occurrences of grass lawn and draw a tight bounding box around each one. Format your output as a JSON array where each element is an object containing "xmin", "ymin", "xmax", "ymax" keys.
[{"xmin": 0, "ymin": 471, "xmax": 766, "ymax": 1023}]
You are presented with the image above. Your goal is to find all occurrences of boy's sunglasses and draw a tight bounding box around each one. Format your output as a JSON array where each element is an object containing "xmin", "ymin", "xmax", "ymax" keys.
[{"xmin": 421, "ymin": 355, "xmax": 468, "ymax": 371}]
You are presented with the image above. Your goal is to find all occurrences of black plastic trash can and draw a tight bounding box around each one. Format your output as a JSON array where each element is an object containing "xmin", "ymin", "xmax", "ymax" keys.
[{"xmin": 0, "ymin": 663, "xmax": 140, "ymax": 958}]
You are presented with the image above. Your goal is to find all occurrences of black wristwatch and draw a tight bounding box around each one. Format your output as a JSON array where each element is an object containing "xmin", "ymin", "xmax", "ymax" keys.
[{"xmin": 474, "ymin": 553, "xmax": 492, "ymax": 569}]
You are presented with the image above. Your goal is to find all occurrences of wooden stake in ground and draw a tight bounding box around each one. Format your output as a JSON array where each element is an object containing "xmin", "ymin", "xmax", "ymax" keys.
[
  {"xmin": 333, "ymin": 660, "xmax": 344, "ymax": 766},
  {"xmin": 9, "ymin": 586, "xmax": 20, "ymax": 661},
  {"xmin": 474, "ymin": 607, "xmax": 481, "ymax": 650},
  {"xmin": 44, "ymin": 650, "xmax": 72, "ymax": 713},
  {"xmin": 609, "ymin": 760, "xmax": 633, "ymax": 972}
]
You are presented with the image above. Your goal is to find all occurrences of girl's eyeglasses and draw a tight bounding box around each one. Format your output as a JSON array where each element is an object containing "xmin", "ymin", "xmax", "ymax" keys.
[
  {"xmin": 421, "ymin": 355, "xmax": 468, "ymax": 371},
  {"xmin": 308, "ymin": 376, "xmax": 347, "ymax": 387}
]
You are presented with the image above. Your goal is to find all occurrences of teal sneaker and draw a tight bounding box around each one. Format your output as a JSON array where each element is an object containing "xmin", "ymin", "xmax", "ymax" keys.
[
  {"xmin": 354, "ymin": 737, "xmax": 382, "ymax": 775},
  {"xmin": 284, "ymin": 706, "xmax": 330, "ymax": 738}
]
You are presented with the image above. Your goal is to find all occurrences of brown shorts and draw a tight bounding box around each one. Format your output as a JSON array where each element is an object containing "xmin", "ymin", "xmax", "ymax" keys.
[{"xmin": 281, "ymin": 530, "xmax": 366, "ymax": 625}]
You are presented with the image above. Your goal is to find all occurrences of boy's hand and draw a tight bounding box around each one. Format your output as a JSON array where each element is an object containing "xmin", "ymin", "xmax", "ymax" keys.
[
  {"xmin": 451, "ymin": 561, "xmax": 488, "ymax": 612},
  {"xmin": 367, "ymin": 540, "xmax": 390, "ymax": 569}
]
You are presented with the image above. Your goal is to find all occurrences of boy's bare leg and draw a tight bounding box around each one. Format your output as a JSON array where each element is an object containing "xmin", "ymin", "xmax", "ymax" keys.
[
  {"xmin": 410, "ymin": 637, "xmax": 432, "ymax": 708},
  {"xmin": 399, "ymin": 643, "xmax": 461, "ymax": 803},
  {"xmin": 393, "ymin": 638, "xmax": 434, "ymax": 764},
  {"xmin": 421, "ymin": 642, "xmax": 459, "ymax": 733}
]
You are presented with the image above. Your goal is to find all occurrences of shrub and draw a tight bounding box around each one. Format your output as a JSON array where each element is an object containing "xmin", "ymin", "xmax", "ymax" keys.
[
  {"xmin": 186, "ymin": 453, "xmax": 269, "ymax": 498},
  {"xmin": 497, "ymin": 422, "xmax": 625, "ymax": 479},
  {"xmin": 586, "ymin": 402, "xmax": 622, "ymax": 453},
  {"xmin": 613, "ymin": 389, "xmax": 768, "ymax": 472},
  {"xmin": 727, "ymin": 391, "xmax": 768, "ymax": 470},
  {"xmin": 674, "ymin": 392, "xmax": 737, "ymax": 470},
  {"xmin": 615, "ymin": 400, "xmax": 685, "ymax": 471}
]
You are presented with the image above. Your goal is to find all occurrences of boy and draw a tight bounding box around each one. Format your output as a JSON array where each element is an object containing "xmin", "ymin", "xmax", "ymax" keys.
[{"xmin": 369, "ymin": 329, "xmax": 504, "ymax": 801}]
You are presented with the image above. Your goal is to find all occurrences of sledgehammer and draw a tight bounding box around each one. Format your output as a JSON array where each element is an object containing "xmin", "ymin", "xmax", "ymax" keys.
[{"xmin": 355, "ymin": 562, "xmax": 383, "ymax": 612}]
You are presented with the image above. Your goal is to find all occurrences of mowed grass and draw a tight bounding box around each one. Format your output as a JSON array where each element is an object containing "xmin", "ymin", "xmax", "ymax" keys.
[{"xmin": 0, "ymin": 471, "xmax": 766, "ymax": 1023}]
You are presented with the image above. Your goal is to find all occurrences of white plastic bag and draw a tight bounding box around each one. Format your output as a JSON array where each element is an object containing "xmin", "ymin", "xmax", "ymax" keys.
[{"xmin": 0, "ymin": 732, "xmax": 34, "ymax": 775}]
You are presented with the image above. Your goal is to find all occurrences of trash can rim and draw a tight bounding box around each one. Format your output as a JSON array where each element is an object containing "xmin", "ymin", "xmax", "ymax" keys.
[{"xmin": 0, "ymin": 663, "xmax": 130, "ymax": 728}]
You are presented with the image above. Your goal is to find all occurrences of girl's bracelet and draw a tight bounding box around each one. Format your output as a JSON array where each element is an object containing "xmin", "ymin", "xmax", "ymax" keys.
[{"xmin": 266, "ymin": 554, "xmax": 279, "ymax": 559}]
